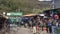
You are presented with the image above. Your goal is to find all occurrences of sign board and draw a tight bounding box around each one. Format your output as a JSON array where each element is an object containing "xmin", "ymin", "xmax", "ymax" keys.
[
  {"xmin": 38, "ymin": 0, "xmax": 52, "ymax": 1},
  {"xmin": 7, "ymin": 12, "xmax": 23, "ymax": 16}
]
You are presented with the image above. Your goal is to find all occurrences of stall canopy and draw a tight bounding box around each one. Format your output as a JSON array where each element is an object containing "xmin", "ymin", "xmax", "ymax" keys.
[{"xmin": 23, "ymin": 14, "xmax": 37, "ymax": 16}]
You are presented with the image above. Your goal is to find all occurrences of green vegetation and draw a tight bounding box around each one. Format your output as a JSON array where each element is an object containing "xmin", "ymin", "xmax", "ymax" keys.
[
  {"xmin": 0, "ymin": 0, "xmax": 20, "ymax": 12},
  {"xmin": 0, "ymin": 0, "xmax": 50, "ymax": 15}
]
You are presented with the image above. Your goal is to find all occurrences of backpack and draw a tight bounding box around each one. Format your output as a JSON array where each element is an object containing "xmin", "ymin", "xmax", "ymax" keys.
[
  {"xmin": 56, "ymin": 22, "xmax": 59, "ymax": 27},
  {"xmin": 48, "ymin": 21, "xmax": 51, "ymax": 27}
]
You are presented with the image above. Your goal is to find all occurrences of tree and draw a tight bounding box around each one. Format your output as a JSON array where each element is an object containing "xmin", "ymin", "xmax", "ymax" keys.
[
  {"xmin": 0, "ymin": 0, "xmax": 50, "ymax": 15},
  {"xmin": 0, "ymin": 0, "xmax": 21, "ymax": 12}
]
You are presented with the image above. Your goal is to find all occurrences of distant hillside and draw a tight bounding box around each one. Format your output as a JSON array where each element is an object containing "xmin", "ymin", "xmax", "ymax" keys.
[
  {"xmin": 19, "ymin": 0, "xmax": 52, "ymax": 14},
  {"xmin": 0, "ymin": 0, "xmax": 60, "ymax": 15},
  {"xmin": 20, "ymin": 0, "xmax": 51, "ymax": 9}
]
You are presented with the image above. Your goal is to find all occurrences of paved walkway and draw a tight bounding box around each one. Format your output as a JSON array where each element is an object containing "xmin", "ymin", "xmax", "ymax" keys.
[
  {"xmin": 10, "ymin": 27, "xmax": 33, "ymax": 34},
  {"xmin": 9, "ymin": 26, "xmax": 56, "ymax": 34},
  {"xmin": 18, "ymin": 27, "xmax": 33, "ymax": 34}
]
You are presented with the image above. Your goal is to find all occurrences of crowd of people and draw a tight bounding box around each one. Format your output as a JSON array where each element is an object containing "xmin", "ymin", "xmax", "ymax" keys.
[
  {"xmin": 7, "ymin": 14, "xmax": 60, "ymax": 34},
  {"xmin": 21, "ymin": 14, "xmax": 60, "ymax": 34}
]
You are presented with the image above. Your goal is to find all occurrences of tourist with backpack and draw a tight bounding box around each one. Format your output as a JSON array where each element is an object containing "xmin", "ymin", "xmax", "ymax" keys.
[{"xmin": 47, "ymin": 20, "xmax": 52, "ymax": 33}]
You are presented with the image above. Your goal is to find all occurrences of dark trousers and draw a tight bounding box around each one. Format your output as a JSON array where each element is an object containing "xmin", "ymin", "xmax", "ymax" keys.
[
  {"xmin": 46, "ymin": 26, "xmax": 52, "ymax": 33},
  {"xmin": 49, "ymin": 26, "xmax": 52, "ymax": 33},
  {"xmin": 46, "ymin": 26, "xmax": 48, "ymax": 32}
]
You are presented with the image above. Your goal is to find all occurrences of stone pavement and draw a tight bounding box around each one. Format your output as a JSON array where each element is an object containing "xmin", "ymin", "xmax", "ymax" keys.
[
  {"xmin": 9, "ymin": 26, "xmax": 56, "ymax": 34},
  {"xmin": 10, "ymin": 27, "xmax": 33, "ymax": 34}
]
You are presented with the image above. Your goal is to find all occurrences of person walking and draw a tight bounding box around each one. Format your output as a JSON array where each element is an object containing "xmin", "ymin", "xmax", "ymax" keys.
[
  {"xmin": 51, "ymin": 14, "xmax": 59, "ymax": 34},
  {"xmin": 47, "ymin": 20, "xmax": 52, "ymax": 33},
  {"xmin": 36, "ymin": 16, "xmax": 43, "ymax": 28},
  {"xmin": 32, "ymin": 18, "xmax": 37, "ymax": 34},
  {"xmin": 51, "ymin": 19, "xmax": 56, "ymax": 34},
  {"xmin": 45, "ymin": 19, "xmax": 49, "ymax": 33},
  {"xmin": 55, "ymin": 21, "xmax": 59, "ymax": 34}
]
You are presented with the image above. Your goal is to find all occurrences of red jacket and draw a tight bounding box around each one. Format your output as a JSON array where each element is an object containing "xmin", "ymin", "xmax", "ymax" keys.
[{"xmin": 54, "ymin": 15, "xmax": 59, "ymax": 20}]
